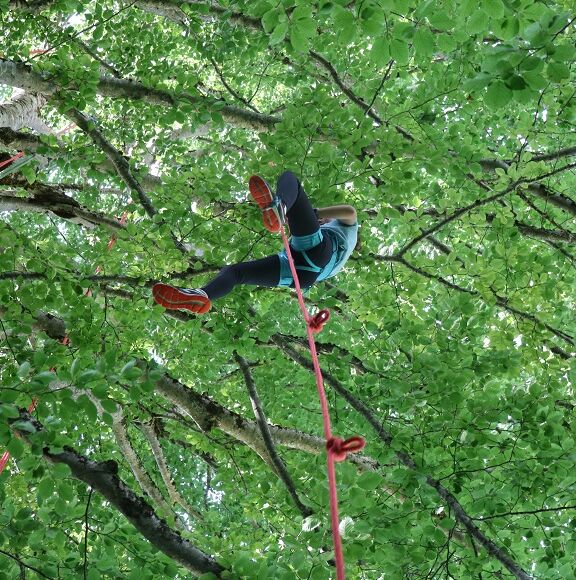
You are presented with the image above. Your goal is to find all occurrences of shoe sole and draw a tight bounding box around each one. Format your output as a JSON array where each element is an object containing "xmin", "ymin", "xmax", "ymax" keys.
[
  {"xmin": 152, "ymin": 283, "xmax": 211, "ymax": 314},
  {"xmin": 248, "ymin": 175, "xmax": 281, "ymax": 233}
]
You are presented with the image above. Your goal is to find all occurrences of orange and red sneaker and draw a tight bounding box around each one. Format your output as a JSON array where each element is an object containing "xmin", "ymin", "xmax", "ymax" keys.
[
  {"xmin": 248, "ymin": 175, "xmax": 283, "ymax": 233},
  {"xmin": 152, "ymin": 283, "xmax": 211, "ymax": 314}
]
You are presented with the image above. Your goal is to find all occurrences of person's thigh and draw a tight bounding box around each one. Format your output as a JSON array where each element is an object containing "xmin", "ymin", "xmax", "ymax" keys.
[
  {"xmin": 233, "ymin": 255, "xmax": 281, "ymax": 287},
  {"xmin": 276, "ymin": 171, "xmax": 319, "ymax": 238}
]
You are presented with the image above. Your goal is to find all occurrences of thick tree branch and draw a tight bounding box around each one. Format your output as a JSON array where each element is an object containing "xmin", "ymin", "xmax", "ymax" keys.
[
  {"xmin": 527, "ymin": 145, "xmax": 576, "ymax": 163},
  {"xmin": 111, "ymin": 417, "xmax": 181, "ymax": 523},
  {"xmin": 0, "ymin": 189, "xmax": 127, "ymax": 231},
  {"xmin": 527, "ymin": 183, "xmax": 576, "ymax": 216},
  {"xmin": 0, "ymin": 91, "xmax": 50, "ymax": 132},
  {"xmin": 479, "ymin": 158, "xmax": 576, "ymax": 216},
  {"xmin": 0, "ymin": 58, "xmax": 278, "ymax": 131}
]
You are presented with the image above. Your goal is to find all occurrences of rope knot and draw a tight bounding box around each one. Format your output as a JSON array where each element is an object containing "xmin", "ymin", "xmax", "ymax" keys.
[
  {"xmin": 326, "ymin": 435, "xmax": 366, "ymax": 462},
  {"xmin": 309, "ymin": 309, "xmax": 330, "ymax": 333}
]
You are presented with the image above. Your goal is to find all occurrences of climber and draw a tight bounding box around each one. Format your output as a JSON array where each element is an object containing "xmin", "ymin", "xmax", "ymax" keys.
[{"xmin": 152, "ymin": 170, "xmax": 358, "ymax": 314}]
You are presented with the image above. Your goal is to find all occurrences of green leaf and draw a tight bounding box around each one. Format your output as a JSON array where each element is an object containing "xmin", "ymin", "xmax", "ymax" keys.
[
  {"xmin": 463, "ymin": 72, "xmax": 493, "ymax": 91},
  {"xmin": 413, "ymin": 28, "xmax": 435, "ymax": 59},
  {"xmin": 370, "ymin": 36, "xmax": 390, "ymax": 65},
  {"xmin": 100, "ymin": 399, "xmax": 117, "ymax": 414},
  {"xmin": 17, "ymin": 361, "xmax": 31, "ymax": 378},
  {"xmin": 428, "ymin": 10, "xmax": 453, "ymax": 31},
  {"xmin": 389, "ymin": 38, "xmax": 409, "ymax": 65},
  {"xmin": 32, "ymin": 371, "xmax": 56, "ymax": 385},
  {"xmin": 357, "ymin": 471, "xmax": 384, "ymax": 490},
  {"xmin": 551, "ymin": 43, "xmax": 575, "ymax": 62},
  {"xmin": 481, "ymin": 0, "xmax": 504, "ymax": 19},
  {"xmin": 7, "ymin": 437, "xmax": 25, "ymax": 459},
  {"xmin": 37, "ymin": 478, "xmax": 54, "ymax": 501},
  {"xmin": 467, "ymin": 11, "xmax": 489, "ymax": 35},
  {"xmin": 269, "ymin": 21, "xmax": 288, "ymax": 45},
  {"xmin": 520, "ymin": 56, "xmax": 544, "ymax": 71},
  {"xmin": 506, "ymin": 74, "xmax": 527, "ymax": 91},
  {"xmin": 261, "ymin": 8, "xmax": 281, "ymax": 33},
  {"xmin": 77, "ymin": 370, "xmax": 102, "ymax": 387},
  {"xmin": 546, "ymin": 62, "xmax": 570, "ymax": 82},
  {"xmin": 290, "ymin": 25, "xmax": 310, "ymax": 52},
  {"xmin": 0, "ymin": 405, "xmax": 20, "ymax": 419},
  {"xmin": 123, "ymin": 367, "xmax": 143, "ymax": 380},
  {"xmin": 484, "ymin": 80, "xmax": 512, "ymax": 109},
  {"xmin": 120, "ymin": 360, "xmax": 137, "ymax": 376},
  {"xmin": 523, "ymin": 69, "xmax": 547, "ymax": 90},
  {"xmin": 333, "ymin": 8, "xmax": 355, "ymax": 44},
  {"xmin": 77, "ymin": 395, "xmax": 98, "ymax": 421},
  {"xmin": 58, "ymin": 482, "xmax": 74, "ymax": 501}
]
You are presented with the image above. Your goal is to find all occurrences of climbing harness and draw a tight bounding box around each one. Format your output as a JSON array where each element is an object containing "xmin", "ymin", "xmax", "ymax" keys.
[{"xmin": 277, "ymin": 203, "xmax": 365, "ymax": 580}]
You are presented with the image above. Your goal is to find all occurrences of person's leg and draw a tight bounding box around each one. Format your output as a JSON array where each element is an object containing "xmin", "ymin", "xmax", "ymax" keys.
[
  {"xmin": 276, "ymin": 171, "xmax": 319, "ymax": 237},
  {"xmin": 152, "ymin": 255, "xmax": 281, "ymax": 312},
  {"xmin": 201, "ymin": 255, "xmax": 281, "ymax": 300}
]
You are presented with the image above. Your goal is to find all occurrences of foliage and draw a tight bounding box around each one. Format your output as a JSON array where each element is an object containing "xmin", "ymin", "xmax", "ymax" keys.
[{"xmin": 0, "ymin": 0, "xmax": 575, "ymax": 578}]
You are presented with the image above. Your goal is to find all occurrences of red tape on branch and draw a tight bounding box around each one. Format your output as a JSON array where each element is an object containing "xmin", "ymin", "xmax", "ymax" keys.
[
  {"xmin": 0, "ymin": 151, "xmax": 25, "ymax": 170},
  {"xmin": 279, "ymin": 222, "xmax": 364, "ymax": 580}
]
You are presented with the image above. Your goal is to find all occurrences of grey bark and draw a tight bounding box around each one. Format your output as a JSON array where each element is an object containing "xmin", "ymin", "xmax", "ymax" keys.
[
  {"xmin": 0, "ymin": 92, "xmax": 51, "ymax": 133},
  {"xmin": 479, "ymin": 158, "xmax": 576, "ymax": 217},
  {"xmin": 111, "ymin": 418, "xmax": 180, "ymax": 523},
  {"xmin": 0, "ymin": 58, "xmax": 278, "ymax": 132},
  {"xmin": 0, "ymin": 189, "xmax": 127, "ymax": 231}
]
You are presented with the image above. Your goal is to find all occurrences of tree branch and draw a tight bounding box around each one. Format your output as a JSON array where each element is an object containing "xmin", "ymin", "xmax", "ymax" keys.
[
  {"xmin": 67, "ymin": 108, "xmax": 188, "ymax": 254},
  {"xmin": 82, "ymin": 488, "xmax": 93, "ymax": 580},
  {"xmin": 396, "ymin": 186, "xmax": 514, "ymax": 258},
  {"xmin": 0, "ymin": 190, "xmax": 127, "ymax": 231},
  {"xmin": 233, "ymin": 351, "xmax": 312, "ymax": 517},
  {"xmin": 269, "ymin": 335, "xmax": 533, "ymax": 580},
  {"xmin": 0, "ymin": 549, "xmax": 53, "ymax": 579},
  {"xmin": 11, "ymin": 412, "xmax": 225, "ymax": 576},
  {"xmin": 140, "ymin": 421, "xmax": 204, "ymax": 520}
]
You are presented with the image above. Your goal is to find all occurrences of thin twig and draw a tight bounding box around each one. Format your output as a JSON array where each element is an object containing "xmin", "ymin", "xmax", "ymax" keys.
[
  {"xmin": 0, "ymin": 549, "xmax": 54, "ymax": 579},
  {"xmin": 83, "ymin": 488, "xmax": 93, "ymax": 580}
]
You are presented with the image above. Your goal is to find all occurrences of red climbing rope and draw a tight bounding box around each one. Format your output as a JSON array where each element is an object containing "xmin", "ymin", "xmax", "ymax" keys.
[{"xmin": 279, "ymin": 224, "xmax": 365, "ymax": 580}]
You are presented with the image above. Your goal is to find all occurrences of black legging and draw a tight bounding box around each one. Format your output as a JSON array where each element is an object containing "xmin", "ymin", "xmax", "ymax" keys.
[{"xmin": 202, "ymin": 171, "xmax": 333, "ymax": 300}]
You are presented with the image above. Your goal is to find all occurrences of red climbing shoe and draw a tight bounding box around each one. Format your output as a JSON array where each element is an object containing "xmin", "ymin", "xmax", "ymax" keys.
[
  {"xmin": 248, "ymin": 175, "xmax": 283, "ymax": 233},
  {"xmin": 152, "ymin": 284, "xmax": 211, "ymax": 314}
]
